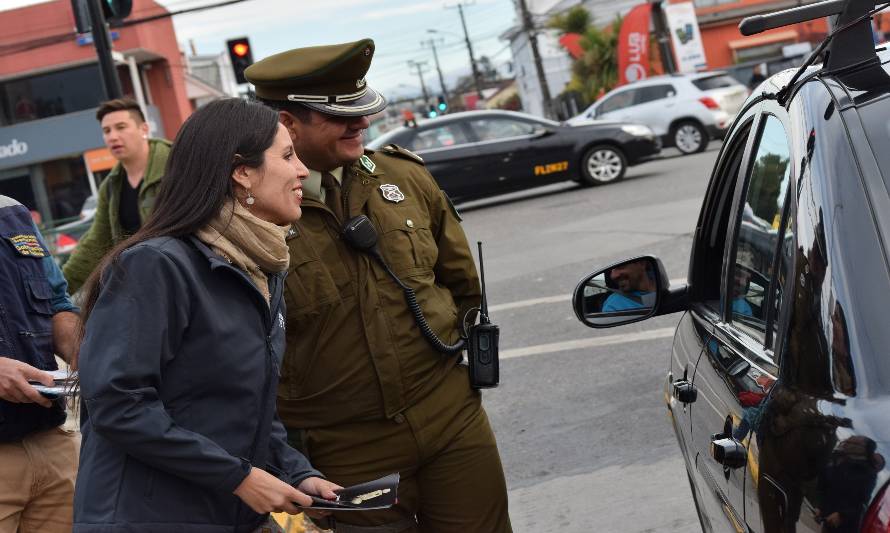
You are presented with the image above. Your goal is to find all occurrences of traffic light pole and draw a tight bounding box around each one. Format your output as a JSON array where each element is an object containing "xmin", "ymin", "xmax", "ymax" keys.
[{"xmin": 86, "ymin": 0, "xmax": 123, "ymax": 99}]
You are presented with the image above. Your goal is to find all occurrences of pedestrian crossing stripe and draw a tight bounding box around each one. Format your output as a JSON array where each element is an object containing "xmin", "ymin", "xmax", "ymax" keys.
[{"xmin": 7, "ymin": 234, "xmax": 46, "ymax": 257}]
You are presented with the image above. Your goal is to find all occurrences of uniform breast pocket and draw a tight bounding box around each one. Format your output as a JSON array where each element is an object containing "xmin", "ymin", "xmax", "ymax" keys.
[
  {"xmin": 24, "ymin": 277, "xmax": 53, "ymax": 316},
  {"xmin": 284, "ymin": 239, "xmax": 341, "ymax": 318},
  {"xmin": 375, "ymin": 204, "xmax": 437, "ymax": 277}
]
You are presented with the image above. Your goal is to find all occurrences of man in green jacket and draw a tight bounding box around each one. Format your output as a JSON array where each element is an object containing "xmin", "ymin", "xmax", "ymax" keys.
[{"xmin": 63, "ymin": 98, "xmax": 171, "ymax": 293}]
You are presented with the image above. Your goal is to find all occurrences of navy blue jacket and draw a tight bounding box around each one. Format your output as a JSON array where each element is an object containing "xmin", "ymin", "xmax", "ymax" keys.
[
  {"xmin": 74, "ymin": 236, "xmax": 320, "ymax": 532},
  {"xmin": 0, "ymin": 195, "xmax": 76, "ymax": 441}
]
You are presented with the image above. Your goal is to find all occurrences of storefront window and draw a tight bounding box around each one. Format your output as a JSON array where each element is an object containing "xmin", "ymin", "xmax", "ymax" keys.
[
  {"xmin": 0, "ymin": 156, "xmax": 92, "ymax": 225},
  {"xmin": 0, "ymin": 64, "xmax": 104, "ymax": 126}
]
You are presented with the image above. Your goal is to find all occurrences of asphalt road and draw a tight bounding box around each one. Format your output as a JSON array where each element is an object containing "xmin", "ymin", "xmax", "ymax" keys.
[{"xmin": 456, "ymin": 145, "xmax": 722, "ymax": 533}]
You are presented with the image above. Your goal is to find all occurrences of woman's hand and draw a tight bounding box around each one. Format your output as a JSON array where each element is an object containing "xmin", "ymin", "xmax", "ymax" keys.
[
  {"xmin": 233, "ymin": 467, "xmax": 310, "ymax": 515},
  {"xmin": 296, "ymin": 476, "xmax": 343, "ymax": 519}
]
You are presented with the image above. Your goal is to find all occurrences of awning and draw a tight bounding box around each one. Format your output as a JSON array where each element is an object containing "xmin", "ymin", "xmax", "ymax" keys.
[{"xmin": 728, "ymin": 29, "xmax": 798, "ymax": 50}]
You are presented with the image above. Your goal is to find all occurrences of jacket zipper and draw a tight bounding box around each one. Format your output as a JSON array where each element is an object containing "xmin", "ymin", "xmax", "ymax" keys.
[{"xmin": 216, "ymin": 264, "xmax": 280, "ymax": 529}]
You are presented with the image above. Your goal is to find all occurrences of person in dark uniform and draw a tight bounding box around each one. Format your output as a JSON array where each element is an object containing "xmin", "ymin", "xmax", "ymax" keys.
[
  {"xmin": 0, "ymin": 195, "xmax": 80, "ymax": 532},
  {"xmin": 246, "ymin": 40, "xmax": 512, "ymax": 533}
]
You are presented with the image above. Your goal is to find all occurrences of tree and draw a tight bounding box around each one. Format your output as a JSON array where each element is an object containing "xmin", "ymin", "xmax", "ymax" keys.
[
  {"xmin": 549, "ymin": 6, "xmax": 622, "ymax": 105},
  {"xmin": 549, "ymin": 5, "xmax": 591, "ymax": 35}
]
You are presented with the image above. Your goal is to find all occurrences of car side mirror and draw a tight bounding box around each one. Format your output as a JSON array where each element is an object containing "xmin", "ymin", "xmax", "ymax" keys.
[
  {"xmin": 533, "ymin": 127, "xmax": 555, "ymax": 138},
  {"xmin": 572, "ymin": 256, "xmax": 687, "ymax": 328}
]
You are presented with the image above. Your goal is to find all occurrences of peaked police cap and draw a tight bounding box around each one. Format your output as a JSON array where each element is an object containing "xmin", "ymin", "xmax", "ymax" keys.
[{"xmin": 245, "ymin": 39, "xmax": 386, "ymax": 117}]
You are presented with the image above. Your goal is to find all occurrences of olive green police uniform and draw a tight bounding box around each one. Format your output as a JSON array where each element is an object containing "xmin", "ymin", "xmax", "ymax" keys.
[{"xmin": 246, "ymin": 41, "xmax": 511, "ymax": 533}]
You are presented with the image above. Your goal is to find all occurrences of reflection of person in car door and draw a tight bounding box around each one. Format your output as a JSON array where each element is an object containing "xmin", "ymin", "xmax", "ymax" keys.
[{"xmin": 603, "ymin": 260, "xmax": 657, "ymax": 311}]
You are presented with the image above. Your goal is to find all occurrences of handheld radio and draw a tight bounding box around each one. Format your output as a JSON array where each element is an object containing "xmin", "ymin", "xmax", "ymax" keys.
[{"xmin": 466, "ymin": 241, "xmax": 499, "ymax": 389}]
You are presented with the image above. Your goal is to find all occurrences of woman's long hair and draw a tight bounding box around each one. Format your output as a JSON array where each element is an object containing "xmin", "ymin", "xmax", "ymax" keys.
[{"xmin": 77, "ymin": 98, "xmax": 280, "ymax": 331}]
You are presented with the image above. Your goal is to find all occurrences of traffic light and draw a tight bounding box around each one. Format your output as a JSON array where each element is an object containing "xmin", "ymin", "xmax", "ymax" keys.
[
  {"xmin": 428, "ymin": 105, "xmax": 438, "ymax": 118},
  {"xmin": 71, "ymin": 0, "xmax": 132, "ymax": 32},
  {"xmin": 437, "ymin": 95, "xmax": 447, "ymax": 113},
  {"xmin": 102, "ymin": 0, "xmax": 132, "ymax": 21},
  {"xmin": 226, "ymin": 37, "xmax": 254, "ymax": 85}
]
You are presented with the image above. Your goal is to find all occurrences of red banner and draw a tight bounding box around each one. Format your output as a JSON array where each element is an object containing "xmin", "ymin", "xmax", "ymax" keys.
[{"xmin": 617, "ymin": 3, "xmax": 652, "ymax": 86}]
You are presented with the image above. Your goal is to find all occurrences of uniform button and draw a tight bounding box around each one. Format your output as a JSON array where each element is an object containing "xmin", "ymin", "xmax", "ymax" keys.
[
  {"xmin": 406, "ymin": 219, "xmax": 414, "ymax": 228},
  {"xmin": 393, "ymin": 413, "xmax": 406, "ymax": 424}
]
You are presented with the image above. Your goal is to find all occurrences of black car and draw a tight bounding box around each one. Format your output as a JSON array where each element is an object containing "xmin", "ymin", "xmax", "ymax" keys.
[
  {"xmin": 572, "ymin": 2, "xmax": 890, "ymax": 532},
  {"xmin": 367, "ymin": 109, "xmax": 660, "ymax": 202}
]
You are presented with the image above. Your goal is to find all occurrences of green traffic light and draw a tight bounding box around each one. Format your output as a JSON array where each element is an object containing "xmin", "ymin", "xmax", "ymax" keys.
[
  {"xmin": 103, "ymin": 0, "xmax": 132, "ymax": 19},
  {"xmin": 437, "ymin": 103, "xmax": 447, "ymax": 111}
]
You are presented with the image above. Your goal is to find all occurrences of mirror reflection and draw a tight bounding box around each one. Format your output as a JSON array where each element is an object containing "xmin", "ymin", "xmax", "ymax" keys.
[{"xmin": 580, "ymin": 258, "xmax": 658, "ymax": 326}]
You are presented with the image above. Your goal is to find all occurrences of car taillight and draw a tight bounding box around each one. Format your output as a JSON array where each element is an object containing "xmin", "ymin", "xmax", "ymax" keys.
[
  {"xmin": 699, "ymin": 96, "xmax": 720, "ymax": 110},
  {"xmin": 862, "ymin": 483, "xmax": 890, "ymax": 533},
  {"xmin": 55, "ymin": 233, "xmax": 78, "ymax": 254}
]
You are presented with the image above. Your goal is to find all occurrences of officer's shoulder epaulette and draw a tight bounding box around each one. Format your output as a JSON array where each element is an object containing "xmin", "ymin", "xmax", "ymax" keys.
[{"xmin": 378, "ymin": 144, "xmax": 425, "ymax": 165}]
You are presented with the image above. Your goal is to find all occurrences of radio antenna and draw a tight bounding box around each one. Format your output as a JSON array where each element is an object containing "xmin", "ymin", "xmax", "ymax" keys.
[{"xmin": 478, "ymin": 241, "xmax": 490, "ymax": 324}]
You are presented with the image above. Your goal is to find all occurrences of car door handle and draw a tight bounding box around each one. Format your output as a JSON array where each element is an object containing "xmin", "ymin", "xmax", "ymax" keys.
[
  {"xmin": 672, "ymin": 379, "xmax": 697, "ymax": 404},
  {"xmin": 710, "ymin": 434, "xmax": 746, "ymax": 469}
]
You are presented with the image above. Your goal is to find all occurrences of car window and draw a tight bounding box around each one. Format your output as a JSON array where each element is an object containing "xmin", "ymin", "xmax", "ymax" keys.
[
  {"xmin": 467, "ymin": 118, "xmax": 536, "ymax": 141},
  {"xmin": 695, "ymin": 119, "xmax": 753, "ymax": 309},
  {"xmin": 728, "ymin": 115, "xmax": 792, "ymax": 344},
  {"xmin": 636, "ymin": 84, "xmax": 675, "ymax": 104},
  {"xmin": 408, "ymin": 124, "xmax": 469, "ymax": 151},
  {"xmin": 598, "ymin": 90, "xmax": 636, "ymax": 114},
  {"xmin": 692, "ymin": 74, "xmax": 741, "ymax": 91}
]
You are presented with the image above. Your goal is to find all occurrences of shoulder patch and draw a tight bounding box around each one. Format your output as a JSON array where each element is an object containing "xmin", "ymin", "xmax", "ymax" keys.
[{"xmin": 380, "ymin": 144, "xmax": 424, "ymax": 165}]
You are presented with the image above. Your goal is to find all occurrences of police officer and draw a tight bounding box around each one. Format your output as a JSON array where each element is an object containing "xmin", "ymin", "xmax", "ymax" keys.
[
  {"xmin": 246, "ymin": 40, "xmax": 512, "ymax": 533},
  {"xmin": 0, "ymin": 195, "xmax": 80, "ymax": 532}
]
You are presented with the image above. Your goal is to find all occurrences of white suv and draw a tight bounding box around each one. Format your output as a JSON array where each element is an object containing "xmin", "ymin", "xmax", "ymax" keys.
[{"xmin": 568, "ymin": 72, "xmax": 748, "ymax": 155}]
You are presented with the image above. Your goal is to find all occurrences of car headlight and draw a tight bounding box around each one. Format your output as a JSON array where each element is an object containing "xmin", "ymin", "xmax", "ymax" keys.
[{"xmin": 621, "ymin": 124, "xmax": 654, "ymax": 137}]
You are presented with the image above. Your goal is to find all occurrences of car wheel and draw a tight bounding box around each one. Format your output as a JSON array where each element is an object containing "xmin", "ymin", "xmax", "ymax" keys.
[
  {"xmin": 580, "ymin": 145, "xmax": 627, "ymax": 186},
  {"xmin": 672, "ymin": 121, "xmax": 708, "ymax": 154}
]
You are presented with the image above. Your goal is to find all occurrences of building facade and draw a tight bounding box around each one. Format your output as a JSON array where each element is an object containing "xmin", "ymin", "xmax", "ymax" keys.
[{"xmin": 0, "ymin": 0, "xmax": 191, "ymax": 225}]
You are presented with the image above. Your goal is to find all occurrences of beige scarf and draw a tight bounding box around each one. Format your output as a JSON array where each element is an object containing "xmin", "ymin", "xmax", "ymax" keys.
[{"xmin": 195, "ymin": 200, "xmax": 290, "ymax": 303}]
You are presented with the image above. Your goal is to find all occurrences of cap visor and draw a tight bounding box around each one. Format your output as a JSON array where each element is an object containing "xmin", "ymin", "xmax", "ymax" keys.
[{"xmin": 304, "ymin": 87, "xmax": 387, "ymax": 117}]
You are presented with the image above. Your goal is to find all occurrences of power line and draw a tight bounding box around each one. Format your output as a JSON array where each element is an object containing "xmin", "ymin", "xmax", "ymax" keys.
[{"xmin": 1, "ymin": 0, "xmax": 255, "ymax": 55}]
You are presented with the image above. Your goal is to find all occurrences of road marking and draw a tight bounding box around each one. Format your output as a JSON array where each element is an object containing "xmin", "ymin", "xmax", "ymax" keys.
[
  {"xmin": 501, "ymin": 327, "xmax": 676, "ymax": 360},
  {"xmin": 489, "ymin": 279, "xmax": 687, "ymax": 313}
]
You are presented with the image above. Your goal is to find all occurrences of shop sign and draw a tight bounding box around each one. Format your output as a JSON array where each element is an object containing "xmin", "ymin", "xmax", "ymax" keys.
[
  {"xmin": 665, "ymin": 2, "xmax": 708, "ymax": 73},
  {"xmin": 0, "ymin": 139, "xmax": 29, "ymax": 160}
]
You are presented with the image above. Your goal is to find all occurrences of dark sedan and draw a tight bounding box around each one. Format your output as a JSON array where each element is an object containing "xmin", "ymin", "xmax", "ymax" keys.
[{"xmin": 367, "ymin": 110, "xmax": 660, "ymax": 202}]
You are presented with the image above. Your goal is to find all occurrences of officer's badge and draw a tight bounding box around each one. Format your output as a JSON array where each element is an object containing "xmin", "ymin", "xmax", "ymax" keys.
[
  {"xmin": 360, "ymin": 155, "xmax": 376, "ymax": 173},
  {"xmin": 7, "ymin": 234, "xmax": 46, "ymax": 257},
  {"xmin": 379, "ymin": 184, "xmax": 405, "ymax": 203}
]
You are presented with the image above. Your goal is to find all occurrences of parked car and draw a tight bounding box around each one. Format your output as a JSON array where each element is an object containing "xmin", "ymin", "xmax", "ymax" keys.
[
  {"xmin": 571, "ymin": 2, "xmax": 890, "ymax": 531},
  {"xmin": 568, "ymin": 72, "xmax": 748, "ymax": 155},
  {"xmin": 367, "ymin": 109, "xmax": 660, "ymax": 202}
]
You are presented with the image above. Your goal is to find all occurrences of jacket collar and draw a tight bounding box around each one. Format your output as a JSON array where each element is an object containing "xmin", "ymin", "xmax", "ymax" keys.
[{"xmin": 106, "ymin": 138, "xmax": 171, "ymax": 189}]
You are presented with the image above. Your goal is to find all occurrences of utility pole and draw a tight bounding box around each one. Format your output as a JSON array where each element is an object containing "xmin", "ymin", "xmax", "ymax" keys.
[
  {"xmin": 448, "ymin": 2, "xmax": 484, "ymax": 99},
  {"xmin": 422, "ymin": 35, "xmax": 449, "ymax": 103},
  {"xmin": 516, "ymin": 0, "xmax": 554, "ymax": 118},
  {"xmin": 650, "ymin": 0, "xmax": 676, "ymax": 74},
  {"xmin": 85, "ymin": 0, "xmax": 123, "ymax": 99},
  {"xmin": 407, "ymin": 60, "xmax": 431, "ymax": 105}
]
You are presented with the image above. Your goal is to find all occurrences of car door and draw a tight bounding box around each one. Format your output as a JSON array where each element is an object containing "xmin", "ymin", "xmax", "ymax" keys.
[
  {"xmin": 691, "ymin": 110, "xmax": 795, "ymax": 532},
  {"xmin": 464, "ymin": 115, "xmax": 566, "ymax": 192},
  {"xmin": 628, "ymin": 84, "xmax": 677, "ymax": 137},
  {"xmin": 593, "ymin": 88, "xmax": 638, "ymax": 123},
  {"xmin": 402, "ymin": 121, "xmax": 480, "ymax": 199},
  {"xmin": 673, "ymin": 102, "xmax": 761, "ymax": 532}
]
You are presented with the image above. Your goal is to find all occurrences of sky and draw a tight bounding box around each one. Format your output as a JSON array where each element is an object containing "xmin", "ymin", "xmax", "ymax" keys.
[{"xmin": 3, "ymin": 0, "xmax": 521, "ymax": 99}]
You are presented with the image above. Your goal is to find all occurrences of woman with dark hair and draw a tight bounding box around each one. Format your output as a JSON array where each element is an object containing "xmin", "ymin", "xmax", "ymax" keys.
[{"xmin": 72, "ymin": 98, "xmax": 340, "ymax": 532}]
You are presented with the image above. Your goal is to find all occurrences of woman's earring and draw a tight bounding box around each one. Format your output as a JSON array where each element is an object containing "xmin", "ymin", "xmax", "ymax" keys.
[{"xmin": 245, "ymin": 190, "xmax": 255, "ymax": 206}]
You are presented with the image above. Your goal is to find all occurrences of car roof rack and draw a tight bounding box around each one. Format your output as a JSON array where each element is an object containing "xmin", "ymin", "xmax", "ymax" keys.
[{"xmin": 739, "ymin": 0, "xmax": 890, "ymax": 100}]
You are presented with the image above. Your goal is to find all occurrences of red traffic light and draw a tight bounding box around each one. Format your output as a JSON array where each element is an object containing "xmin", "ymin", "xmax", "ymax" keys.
[{"xmin": 232, "ymin": 43, "xmax": 250, "ymax": 57}]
